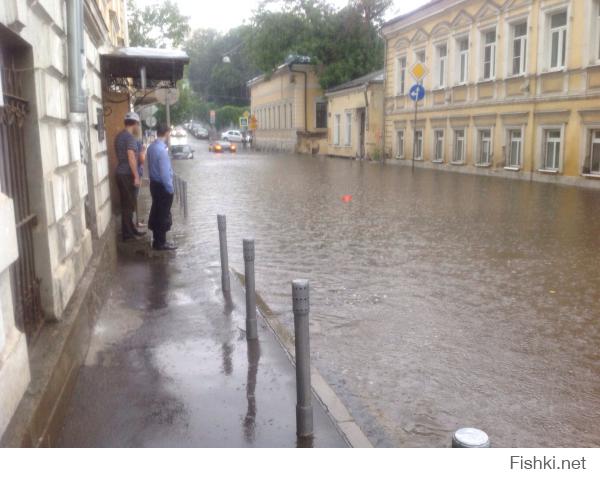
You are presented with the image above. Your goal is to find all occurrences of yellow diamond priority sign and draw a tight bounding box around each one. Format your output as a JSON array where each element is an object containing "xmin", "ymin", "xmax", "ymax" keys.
[{"xmin": 409, "ymin": 62, "xmax": 428, "ymax": 82}]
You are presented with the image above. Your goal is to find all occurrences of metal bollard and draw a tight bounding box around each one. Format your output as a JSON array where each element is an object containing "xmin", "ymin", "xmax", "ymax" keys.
[
  {"xmin": 243, "ymin": 239, "xmax": 258, "ymax": 340},
  {"xmin": 217, "ymin": 215, "xmax": 231, "ymax": 295},
  {"xmin": 292, "ymin": 279, "xmax": 313, "ymax": 438},
  {"xmin": 452, "ymin": 428, "xmax": 490, "ymax": 448},
  {"xmin": 182, "ymin": 181, "xmax": 188, "ymax": 218},
  {"xmin": 178, "ymin": 177, "xmax": 183, "ymax": 206}
]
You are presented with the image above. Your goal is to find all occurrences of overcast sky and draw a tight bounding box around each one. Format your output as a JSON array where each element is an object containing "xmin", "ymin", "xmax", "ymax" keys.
[{"xmin": 132, "ymin": 0, "xmax": 430, "ymax": 33}]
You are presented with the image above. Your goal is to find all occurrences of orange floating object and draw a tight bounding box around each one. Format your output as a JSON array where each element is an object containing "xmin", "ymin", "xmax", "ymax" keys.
[{"xmin": 342, "ymin": 194, "xmax": 353, "ymax": 203}]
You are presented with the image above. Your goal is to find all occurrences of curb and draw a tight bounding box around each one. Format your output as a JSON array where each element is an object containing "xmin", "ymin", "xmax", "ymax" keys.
[{"xmin": 232, "ymin": 268, "xmax": 372, "ymax": 448}]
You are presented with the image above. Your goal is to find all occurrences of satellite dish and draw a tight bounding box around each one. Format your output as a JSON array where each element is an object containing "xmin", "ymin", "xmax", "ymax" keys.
[
  {"xmin": 155, "ymin": 88, "xmax": 180, "ymax": 106},
  {"xmin": 145, "ymin": 116, "xmax": 157, "ymax": 128}
]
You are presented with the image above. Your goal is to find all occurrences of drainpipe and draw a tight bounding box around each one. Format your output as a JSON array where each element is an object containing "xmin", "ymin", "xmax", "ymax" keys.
[
  {"xmin": 67, "ymin": 0, "xmax": 98, "ymax": 236},
  {"xmin": 289, "ymin": 63, "xmax": 308, "ymax": 132},
  {"xmin": 381, "ymin": 34, "xmax": 387, "ymax": 162},
  {"xmin": 67, "ymin": 0, "xmax": 87, "ymax": 113}
]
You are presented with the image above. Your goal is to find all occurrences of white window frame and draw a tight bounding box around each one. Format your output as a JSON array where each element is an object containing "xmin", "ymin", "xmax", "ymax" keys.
[
  {"xmin": 413, "ymin": 129, "xmax": 423, "ymax": 160},
  {"xmin": 334, "ymin": 114, "xmax": 341, "ymax": 145},
  {"xmin": 435, "ymin": 42, "xmax": 448, "ymax": 88},
  {"xmin": 433, "ymin": 129, "xmax": 445, "ymax": 163},
  {"xmin": 456, "ymin": 36, "xmax": 469, "ymax": 85},
  {"xmin": 344, "ymin": 111, "xmax": 352, "ymax": 146},
  {"xmin": 396, "ymin": 56, "xmax": 407, "ymax": 95},
  {"xmin": 546, "ymin": 9, "xmax": 568, "ymax": 71},
  {"xmin": 475, "ymin": 128, "xmax": 493, "ymax": 166},
  {"xmin": 452, "ymin": 128, "xmax": 466, "ymax": 164},
  {"xmin": 396, "ymin": 129, "xmax": 405, "ymax": 159},
  {"xmin": 540, "ymin": 127, "xmax": 564, "ymax": 172},
  {"xmin": 481, "ymin": 28, "xmax": 497, "ymax": 81},
  {"xmin": 509, "ymin": 20, "xmax": 528, "ymax": 77},
  {"xmin": 587, "ymin": 129, "xmax": 600, "ymax": 175},
  {"xmin": 596, "ymin": 0, "xmax": 600, "ymax": 63},
  {"xmin": 505, "ymin": 127, "xmax": 524, "ymax": 170}
]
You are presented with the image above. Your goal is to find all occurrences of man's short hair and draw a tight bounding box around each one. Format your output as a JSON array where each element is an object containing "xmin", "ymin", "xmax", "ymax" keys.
[
  {"xmin": 156, "ymin": 123, "xmax": 170, "ymax": 137},
  {"xmin": 124, "ymin": 119, "xmax": 138, "ymax": 127}
]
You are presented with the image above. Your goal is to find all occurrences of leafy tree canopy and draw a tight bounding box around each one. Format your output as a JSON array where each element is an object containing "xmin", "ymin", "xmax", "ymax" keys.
[
  {"xmin": 248, "ymin": 0, "xmax": 391, "ymax": 90},
  {"xmin": 128, "ymin": 0, "xmax": 191, "ymax": 48},
  {"xmin": 186, "ymin": 26, "xmax": 259, "ymax": 106}
]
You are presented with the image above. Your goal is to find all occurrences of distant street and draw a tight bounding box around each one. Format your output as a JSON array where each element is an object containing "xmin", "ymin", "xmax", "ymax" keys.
[{"xmin": 173, "ymin": 134, "xmax": 600, "ymax": 447}]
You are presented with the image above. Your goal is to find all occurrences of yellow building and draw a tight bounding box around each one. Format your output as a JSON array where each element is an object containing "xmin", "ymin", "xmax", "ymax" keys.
[
  {"xmin": 382, "ymin": 0, "xmax": 600, "ymax": 188},
  {"xmin": 249, "ymin": 58, "xmax": 328, "ymax": 154},
  {"xmin": 326, "ymin": 70, "xmax": 384, "ymax": 160}
]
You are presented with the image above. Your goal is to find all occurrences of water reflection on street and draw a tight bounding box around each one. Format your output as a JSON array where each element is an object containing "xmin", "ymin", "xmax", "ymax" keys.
[{"xmin": 174, "ymin": 139, "xmax": 600, "ymax": 447}]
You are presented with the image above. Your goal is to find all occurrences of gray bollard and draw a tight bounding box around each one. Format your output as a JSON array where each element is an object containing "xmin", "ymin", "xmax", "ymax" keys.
[
  {"xmin": 217, "ymin": 215, "xmax": 231, "ymax": 295},
  {"xmin": 243, "ymin": 239, "xmax": 258, "ymax": 340},
  {"xmin": 182, "ymin": 181, "xmax": 188, "ymax": 218},
  {"xmin": 452, "ymin": 428, "xmax": 490, "ymax": 448},
  {"xmin": 292, "ymin": 279, "xmax": 313, "ymax": 438}
]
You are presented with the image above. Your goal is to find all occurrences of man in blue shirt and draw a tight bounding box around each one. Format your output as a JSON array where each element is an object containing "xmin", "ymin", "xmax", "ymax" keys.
[{"xmin": 147, "ymin": 123, "xmax": 177, "ymax": 251}]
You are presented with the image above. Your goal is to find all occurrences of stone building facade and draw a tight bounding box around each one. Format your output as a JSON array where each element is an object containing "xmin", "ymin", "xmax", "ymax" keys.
[
  {"xmin": 326, "ymin": 70, "xmax": 384, "ymax": 160},
  {"xmin": 0, "ymin": 0, "xmax": 126, "ymax": 439},
  {"xmin": 249, "ymin": 60, "xmax": 328, "ymax": 154},
  {"xmin": 381, "ymin": 0, "xmax": 600, "ymax": 188}
]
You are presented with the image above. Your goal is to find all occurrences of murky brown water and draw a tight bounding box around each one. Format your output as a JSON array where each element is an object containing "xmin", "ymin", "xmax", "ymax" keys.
[{"xmin": 174, "ymin": 140, "xmax": 600, "ymax": 447}]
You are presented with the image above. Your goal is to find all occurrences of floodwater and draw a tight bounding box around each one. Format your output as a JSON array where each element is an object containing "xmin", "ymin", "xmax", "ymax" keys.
[{"xmin": 175, "ymin": 138, "xmax": 600, "ymax": 447}]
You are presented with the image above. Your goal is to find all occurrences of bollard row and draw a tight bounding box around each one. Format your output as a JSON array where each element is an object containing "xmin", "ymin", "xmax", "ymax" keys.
[
  {"xmin": 215, "ymin": 215, "xmax": 492, "ymax": 444},
  {"xmin": 216, "ymin": 215, "xmax": 314, "ymax": 438}
]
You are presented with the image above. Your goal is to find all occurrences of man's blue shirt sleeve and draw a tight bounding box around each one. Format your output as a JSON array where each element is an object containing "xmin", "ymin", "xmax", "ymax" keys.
[{"xmin": 159, "ymin": 146, "xmax": 174, "ymax": 194}]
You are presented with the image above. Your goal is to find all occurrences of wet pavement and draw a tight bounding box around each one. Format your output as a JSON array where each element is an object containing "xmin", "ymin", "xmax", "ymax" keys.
[
  {"xmin": 56, "ymin": 194, "xmax": 347, "ymax": 447},
  {"xmin": 164, "ymin": 136, "xmax": 600, "ymax": 448}
]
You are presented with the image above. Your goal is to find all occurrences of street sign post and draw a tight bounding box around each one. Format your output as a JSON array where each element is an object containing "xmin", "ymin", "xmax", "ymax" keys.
[
  {"xmin": 409, "ymin": 81, "xmax": 426, "ymax": 172},
  {"xmin": 239, "ymin": 117, "xmax": 249, "ymax": 129},
  {"xmin": 155, "ymin": 88, "xmax": 179, "ymax": 127},
  {"xmin": 210, "ymin": 110, "xmax": 216, "ymax": 125},
  {"xmin": 407, "ymin": 61, "xmax": 428, "ymax": 172}
]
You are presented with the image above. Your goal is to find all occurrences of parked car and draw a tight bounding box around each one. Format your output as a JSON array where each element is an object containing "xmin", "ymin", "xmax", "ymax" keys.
[
  {"xmin": 193, "ymin": 127, "xmax": 209, "ymax": 140},
  {"xmin": 172, "ymin": 126, "xmax": 187, "ymax": 138},
  {"xmin": 170, "ymin": 144, "xmax": 194, "ymax": 160},
  {"xmin": 209, "ymin": 141, "xmax": 237, "ymax": 153},
  {"xmin": 221, "ymin": 130, "xmax": 244, "ymax": 142}
]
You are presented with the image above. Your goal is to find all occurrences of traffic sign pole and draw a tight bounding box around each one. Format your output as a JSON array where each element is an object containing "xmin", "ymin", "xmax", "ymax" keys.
[{"xmin": 412, "ymin": 85, "xmax": 418, "ymax": 172}]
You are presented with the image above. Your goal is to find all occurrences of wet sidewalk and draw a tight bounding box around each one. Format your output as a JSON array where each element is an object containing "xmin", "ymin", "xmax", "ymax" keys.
[{"xmin": 56, "ymin": 219, "xmax": 347, "ymax": 447}]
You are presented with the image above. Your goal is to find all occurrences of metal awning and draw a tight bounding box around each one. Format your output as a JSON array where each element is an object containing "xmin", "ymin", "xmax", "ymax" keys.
[{"xmin": 101, "ymin": 47, "xmax": 190, "ymax": 88}]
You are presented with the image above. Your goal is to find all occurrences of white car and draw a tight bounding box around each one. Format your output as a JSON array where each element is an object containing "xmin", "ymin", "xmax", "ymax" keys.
[{"xmin": 221, "ymin": 130, "xmax": 244, "ymax": 143}]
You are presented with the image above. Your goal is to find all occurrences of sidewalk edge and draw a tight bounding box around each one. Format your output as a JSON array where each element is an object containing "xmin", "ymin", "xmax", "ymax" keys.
[{"xmin": 232, "ymin": 268, "xmax": 373, "ymax": 448}]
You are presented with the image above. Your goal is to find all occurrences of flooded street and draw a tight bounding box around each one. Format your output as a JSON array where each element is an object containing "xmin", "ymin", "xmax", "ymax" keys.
[{"xmin": 174, "ymin": 137, "xmax": 600, "ymax": 447}]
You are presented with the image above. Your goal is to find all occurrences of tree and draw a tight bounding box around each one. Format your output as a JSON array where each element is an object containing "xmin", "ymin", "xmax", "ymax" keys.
[
  {"xmin": 351, "ymin": 0, "xmax": 393, "ymax": 26},
  {"xmin": 128, "ymin": 0, "xmax": 191, "ymax": 48},
  {"xmin": 248, "ymin": 0, "xmax": 390, "ymax": 90},
  {"xmin": 186, "ymin": 26, "xmax": 258, "ymax": 106}
]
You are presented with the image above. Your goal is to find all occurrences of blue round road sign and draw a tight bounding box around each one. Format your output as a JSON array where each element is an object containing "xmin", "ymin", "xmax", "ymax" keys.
[{"xmin": 409, "ymin": 84, "xmax": 425, "ymax": 102}]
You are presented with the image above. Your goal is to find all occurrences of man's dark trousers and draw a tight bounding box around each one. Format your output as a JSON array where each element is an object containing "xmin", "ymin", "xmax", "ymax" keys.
[
  {"xmin": 148, "ymin": 180, "xmax": 173, "ymax": 247},
  {"xmin": 116, "ymin": 173, "xmax": 137, "ymax": 240}
]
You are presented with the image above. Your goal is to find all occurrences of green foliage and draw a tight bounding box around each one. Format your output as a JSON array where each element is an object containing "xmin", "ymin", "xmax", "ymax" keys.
[
  {"xmin": 214, "ymin": 105, "xmax": 248, "ymax": 130},
  {"xmin": 186, "ymin": 26, "xmax": 258, "ymax": 106},
  {"xmin": 128, "ymin": 0, "xmax": 190, "ymax": 48},
  {"xmin": 248, "ymin": 0, "xmax": 389, "ymax": 90}
]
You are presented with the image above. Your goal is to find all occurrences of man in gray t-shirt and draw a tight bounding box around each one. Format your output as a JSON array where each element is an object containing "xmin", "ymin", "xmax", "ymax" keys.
[{"xmin": 114, "ymin": 112, "xmax": 145, "ymax": 241}]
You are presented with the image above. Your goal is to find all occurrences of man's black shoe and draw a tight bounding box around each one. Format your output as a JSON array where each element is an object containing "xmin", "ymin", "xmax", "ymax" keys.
[{"xmin": 153, "ymin": 242, "xmax": 177, "ymax": 251}]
